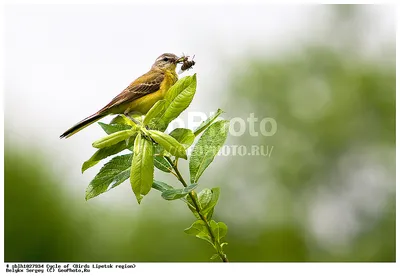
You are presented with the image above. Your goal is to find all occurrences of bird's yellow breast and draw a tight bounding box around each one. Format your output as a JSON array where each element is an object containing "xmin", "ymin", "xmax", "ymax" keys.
[
  {"xmin": 128, "ymin": 89, "xmax": 164, "ymax": 114},
  {"xmin": 127, "ymin": 70, "xmax": 178, "ymax": 114}
]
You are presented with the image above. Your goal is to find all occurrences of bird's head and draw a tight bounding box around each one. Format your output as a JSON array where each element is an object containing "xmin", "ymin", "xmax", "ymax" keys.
[{"xmin": 152, "ymin": 53, "xmax": 186, "ymax": 72}]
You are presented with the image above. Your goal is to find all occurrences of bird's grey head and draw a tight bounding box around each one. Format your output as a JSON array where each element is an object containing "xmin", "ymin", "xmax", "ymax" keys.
[{"xmin": 152, "ymin": 53, "xmax": 180, "ymax": 70}]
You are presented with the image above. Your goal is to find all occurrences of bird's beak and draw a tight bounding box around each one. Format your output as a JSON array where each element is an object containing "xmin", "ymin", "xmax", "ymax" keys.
[{"xmin": 175, "ymin": 56, "xmax": 186, "ymax": 64}]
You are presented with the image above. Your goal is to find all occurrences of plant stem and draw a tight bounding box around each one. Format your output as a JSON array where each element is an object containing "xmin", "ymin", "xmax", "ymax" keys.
[{"xmin": 164, "ymin": 156, "xmax": 229, "ymax": 263}]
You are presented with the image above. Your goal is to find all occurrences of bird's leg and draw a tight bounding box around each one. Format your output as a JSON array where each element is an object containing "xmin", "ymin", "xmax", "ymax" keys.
[
  {"xmin": 124, "ymin": 110, "xmax": 154, "ymax": 142},
  {"xmin": 124, "ymin": 110, "xmax": 152, "ymax": 130}
]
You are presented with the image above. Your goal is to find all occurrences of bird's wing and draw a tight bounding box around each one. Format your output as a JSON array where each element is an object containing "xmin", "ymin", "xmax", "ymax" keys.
[{"xmin": 98, "ymin": 71, "xmax": 165, "ymax": 113}]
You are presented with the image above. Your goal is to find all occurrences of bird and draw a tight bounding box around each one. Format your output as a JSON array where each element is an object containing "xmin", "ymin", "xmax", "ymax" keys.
[{"xmin": 60, "ymin": 53, "xmax": 186, "ymax": 139}]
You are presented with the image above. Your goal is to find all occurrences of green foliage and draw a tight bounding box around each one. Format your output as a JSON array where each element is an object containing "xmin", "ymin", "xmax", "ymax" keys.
[
  {"xmin": 152, "ymin": 180, "xmax": 175, "ymax": 192},
  {"xmin": 184, "ymin": 219, "xmax": 229, "ymax": 261},
  {"xmin": 147, "ymin": 130, "xmax": 187, "ymax": 159},
  {"xmin": 189, "ymin": 120, "xmax": 230, "ymax": 183},
  {"xmin": 85, "ymin": 154, "xmax": 132, "ymax": 200},
  {"xmin": 92, "ymin": 129, "xmax": 137, "ymax": 149},
  {"xmin": 143, "ymin": 100, "xmax": 166, "ymax": 125},
  {"xmin": 161, "ymin": 184, "xmax": 198, "ymax": 200},
  {"xmin": 98, "ymin": 122, "xmax": 133, "ymax": 135},
  {"xmin": 130, "ymin": 133, "xmax": 154, "ymax": 204},
  {"xmin": 148, "ymin": 75, "xmax": 197, "ymax": 131},
  {"xmin": 153, "ymin": 156, "xmax": 172, "ymax": 173},
  {"xmin": 182, "ymin": 187, "xmax": 228, "ymax": 261},
  {"xmin": 198, "ymin": 188, "xmax": 220, "ymax": 221},
  {"xmin": 152, "ymin": 180, "xmax": 191, "ymax": 203},
  {"xmin": 82, "ymin": 136, "xmax": 135, "ymax": 173},
  {"xmin": 81, "ymin": 74, "xmax": 230, "ymax": 261},
  {"xmin": 193, "ymin": 108, "xmax": 224, "ymax": 136},
  {"xmin": 169, "ymin": 128, "xmax": 195, "ymax": 148},
  {"xmin": 109, "ymin": 115, "xmax": 137, "ymax": 126},
  {"xmin": 210, "ymin": 254, "xmax": 220, "ymax": 260},
  {"xmin": 210, "ymin": 220, "xmax": 228, "ymax": 242},
  {"xmin": 184, "ymin": 220, "xmax": 213, "ymax": 245}
]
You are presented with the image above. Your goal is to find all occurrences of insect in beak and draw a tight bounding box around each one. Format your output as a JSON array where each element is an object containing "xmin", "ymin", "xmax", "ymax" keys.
[
  {"xmin": 180, "ymin": 55, "xmax": 195, "ymax": 72},
  {"xmin": 175, "ymin": 56, "xmax": 187, "ymax": 64},
  {"xmin": 176, "ymin": 54, "xmax": 196, "ymax": 74}
]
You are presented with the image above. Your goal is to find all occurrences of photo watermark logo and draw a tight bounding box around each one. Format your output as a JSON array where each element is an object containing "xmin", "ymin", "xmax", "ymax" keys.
[{"xmin": 166, "ymin": 112, "xmax": 276, "ymax": 157}]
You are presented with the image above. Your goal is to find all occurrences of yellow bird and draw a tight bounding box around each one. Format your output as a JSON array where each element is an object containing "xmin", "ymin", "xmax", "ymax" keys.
[{"xmin": 60, "ymin": 53, "xmax": 186, "ymax": 139}]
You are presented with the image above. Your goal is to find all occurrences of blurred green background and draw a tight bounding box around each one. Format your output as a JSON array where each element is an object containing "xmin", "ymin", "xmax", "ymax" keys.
[{"xmin": 4, "ymin": 5, "xmax": 395, "ymax": 261}]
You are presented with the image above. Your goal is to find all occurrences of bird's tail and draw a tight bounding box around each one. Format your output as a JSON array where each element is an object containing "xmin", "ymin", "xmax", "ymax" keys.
[{"xmin": 60, "ymin": 113, "xmax": 106, "ymax": 139}]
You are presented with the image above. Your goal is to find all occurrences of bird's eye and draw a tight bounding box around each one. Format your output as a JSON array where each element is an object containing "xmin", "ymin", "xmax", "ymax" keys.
[{"xmin": 163, "ymin": 57, "xmax": 169, "ymax": 62}]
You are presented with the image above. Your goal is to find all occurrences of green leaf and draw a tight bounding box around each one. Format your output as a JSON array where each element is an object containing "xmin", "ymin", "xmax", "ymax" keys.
[
  {"xmin": 169, "ymin": 128, "xmax": 195, "ymax": 148},
  {"xmin": 161, "ymin": 183, "xmax": 197, "ymax": 200},
  {"xmin": 193, "ymin": 108, "xmax": 224, "ymax": 136},
  {"xmin": 196, "ymin": 234, "xmax": 214, "ymax": 245},
  {"xmin": 152, "ymin": 180, "xmax": 175, "ymax": 192},
  {"xmin": 209, "ymin": 220, "xmax": 228, "ymax": 243},
  {"xmin": 165, "ymin": 74, "xmax": 196, "ymax": 106},
  {"xmin": 110, "ymin": 115, "xmax": 133, "ymax": 125},
  {"xmin": 184, "ymin": 220, "xmax": 213, "ymax": 245},
  {"xmin": 92, "ymin": 129, "xmax": 136, "ymax": 149},
  {"xmin": 217, "ymin": 222, "xmax": 228, "ymax": 240},
  {"xmin": 143, "ymin": 100, "xmax": 166, "ymax": 125},
  {"xmin": 184, "ymin": 220, "xmax": 207, "ymax": 235},
  {"xmin": 149, "ymin": 75, "xmax": 197, "ymax": 131},
  {"xmin": 98, "ymin": 122, "xmax": 132, "ymax": 135},
  {"xmin": 130, "ymin": 133, "xmax": 154, "ymax": 204},
  {"xmin": 189, "ymin": 120, "xmax": 230, "ymax": 183},
  {"xmin": 198, "ymin": 188, "xmax": 212, "ymax": 209},
  {"xmin": 110, "ymin": 115, "xmax": 141, "ymax": 127},
  {"xmin": 82, "ymin": 138, "xmax": 134, "ymax": 173},
  {"xmin": 210, "ymin": 254, "xmax": 220, "ymax": 260},
  {"xmin": 153, "ymin": 156, "xmax": 172, "ymax": 173},
  {"xmin": 85, "ymin": 154, "xmax": 132, "ymax": 200},
  {"xmin": 199, "ymin": 187, "xmax": 220, "ymax": 219},
  {"xmin": 148, "ymin": 130, "xmax": 187, "ymax": 159},
  {"xmin": 152, "ymin": 181, "xmax": 190, "ymax": 203}
]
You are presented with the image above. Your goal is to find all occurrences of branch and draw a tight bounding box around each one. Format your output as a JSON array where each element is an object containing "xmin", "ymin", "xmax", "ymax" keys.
[{"xmin": 164, "ymin": 156, "xmax": 229, "ymax": 262}]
